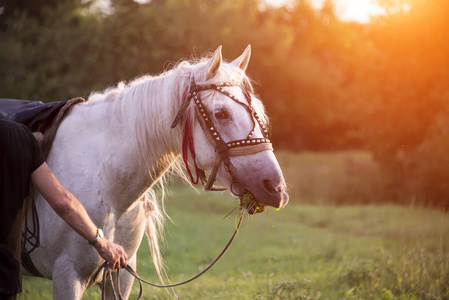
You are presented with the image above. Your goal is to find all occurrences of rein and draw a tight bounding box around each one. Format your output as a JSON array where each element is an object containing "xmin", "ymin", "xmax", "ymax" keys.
[{"xmin": 99, "ymin": 209, "xmax": 246, "ymax": 300}]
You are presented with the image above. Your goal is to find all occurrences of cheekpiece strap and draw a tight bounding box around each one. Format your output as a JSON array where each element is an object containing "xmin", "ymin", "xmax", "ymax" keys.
[{"xmin": 173, "ymin": 79, "xmax": 273, "ymax": 190}]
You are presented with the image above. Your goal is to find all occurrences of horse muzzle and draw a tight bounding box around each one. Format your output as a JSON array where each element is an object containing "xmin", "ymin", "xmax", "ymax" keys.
[{"xmin": 235, "ymin": 177, "xmax": 289, "ymax": 214}]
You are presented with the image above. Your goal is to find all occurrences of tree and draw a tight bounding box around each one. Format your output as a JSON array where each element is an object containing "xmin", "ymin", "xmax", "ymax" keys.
[{"xmin": 346, "ymin": 0, "xmax": 449, "ymax": 205}]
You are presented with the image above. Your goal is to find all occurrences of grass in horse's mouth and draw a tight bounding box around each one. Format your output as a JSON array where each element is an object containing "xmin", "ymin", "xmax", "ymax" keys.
[{"xmin": 240, "ymin": 192, "xmax": 266, "ymax": 215}]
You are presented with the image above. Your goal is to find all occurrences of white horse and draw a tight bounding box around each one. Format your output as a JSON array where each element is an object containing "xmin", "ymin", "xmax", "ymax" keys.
[{"xmin": 24, "ymin": 45, "xmax": 288, "ymax": 299}]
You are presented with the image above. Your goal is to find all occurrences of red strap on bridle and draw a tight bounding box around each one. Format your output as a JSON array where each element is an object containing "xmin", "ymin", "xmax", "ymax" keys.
[{"xmin": 181, "ymin": 92, "xmax": 200, "ymax": 185}]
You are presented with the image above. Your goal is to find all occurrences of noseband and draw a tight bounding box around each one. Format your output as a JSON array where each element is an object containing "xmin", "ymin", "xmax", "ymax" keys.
[{"xmin": 171, "ymin": 79, "xmax": 273, "ymax": 194}]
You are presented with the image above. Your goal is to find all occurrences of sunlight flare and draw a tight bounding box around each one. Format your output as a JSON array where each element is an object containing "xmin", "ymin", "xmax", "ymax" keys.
[{"xmin": 264, "ymin": 0, "xmax": 386, "ymax": 22}]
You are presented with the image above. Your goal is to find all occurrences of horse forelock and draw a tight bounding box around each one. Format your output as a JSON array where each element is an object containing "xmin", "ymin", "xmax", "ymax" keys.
[{"xmin": 187, "ymin": 58, "xmax": 270, "ymax": 130}]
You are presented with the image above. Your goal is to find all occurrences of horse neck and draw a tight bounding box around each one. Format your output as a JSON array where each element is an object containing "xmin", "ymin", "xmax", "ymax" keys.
[{"xmin": 91, "ymin": 71, "xmax": 187, "ymax": 210}]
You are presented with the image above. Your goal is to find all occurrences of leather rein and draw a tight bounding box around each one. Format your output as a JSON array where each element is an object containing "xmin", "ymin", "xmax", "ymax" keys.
[
  {"xmin": 98, "ymin": 210, "xmax": 246, "ymax": 300},
  {"xmin": 99, "ymin": 80, "xmax": 274, "ymax": 298}
]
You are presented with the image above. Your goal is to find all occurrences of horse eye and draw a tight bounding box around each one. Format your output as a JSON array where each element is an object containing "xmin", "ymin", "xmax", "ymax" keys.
[{"xmin": 214, "ymin": 109, "xmax": 229, "ymax": 120}]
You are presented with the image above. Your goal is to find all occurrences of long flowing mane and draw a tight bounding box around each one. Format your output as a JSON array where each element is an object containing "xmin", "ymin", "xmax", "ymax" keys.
[{"xmin": 79, "ymin": 54, "xmax": 270, "ymax": 284}]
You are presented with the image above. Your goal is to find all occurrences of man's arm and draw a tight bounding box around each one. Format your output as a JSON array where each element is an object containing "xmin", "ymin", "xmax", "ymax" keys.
[{"xmin": 31, "ymin": 162, "xmax": 127, "ymax": 269}]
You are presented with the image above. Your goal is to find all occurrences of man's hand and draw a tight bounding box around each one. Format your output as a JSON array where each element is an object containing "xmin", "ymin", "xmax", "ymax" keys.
[{"xmin": 93, "ymin": 238, "xmax": 128, "ymax": 270}]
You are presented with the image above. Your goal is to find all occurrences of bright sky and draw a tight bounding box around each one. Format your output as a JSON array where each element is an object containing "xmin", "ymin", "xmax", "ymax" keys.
[
  {"xmin": 89, "ymin": 0, "xmax": 387, "ymax": 23},
  {"xmin": 266, "ymin": 0, "xmax": 386, "ymax": 23}
]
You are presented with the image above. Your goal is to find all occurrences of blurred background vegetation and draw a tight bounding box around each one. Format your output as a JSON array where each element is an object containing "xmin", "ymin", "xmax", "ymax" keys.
[{"xmin": 1, "ymin": 0, "xmax": 448, "ymax": 208}]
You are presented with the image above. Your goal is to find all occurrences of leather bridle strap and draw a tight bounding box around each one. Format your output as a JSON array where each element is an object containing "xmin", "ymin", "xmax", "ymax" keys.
[
  {"xmin": 99, "ymin": 210, "xmax": 246, "ymax": 300},
  {"xmin": 202, "ymin": 142, "xmax": 274, "ymax": 191},
  {"xmin": 171, "ymin": 80, "xmax": 272, "ymax": 193}
]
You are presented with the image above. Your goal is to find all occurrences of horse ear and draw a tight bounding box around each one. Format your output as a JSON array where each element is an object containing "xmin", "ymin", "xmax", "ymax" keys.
[
  {"xmin": 206, "ymin": 46, "xmax": 222, "ymax": 80},
  {"xmin": 231, "ymin": 45, "xmax": 251, "ymax": 72}
]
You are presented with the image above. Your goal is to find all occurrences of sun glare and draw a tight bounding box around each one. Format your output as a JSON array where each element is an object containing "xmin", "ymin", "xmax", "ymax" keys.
[
  {"xmin": 333, "ymin": 0, "xmax": 386, "ymax": 23},
  {"xmin": 265, "ymin": 0, "xmax": 386, "ymax": 23}
]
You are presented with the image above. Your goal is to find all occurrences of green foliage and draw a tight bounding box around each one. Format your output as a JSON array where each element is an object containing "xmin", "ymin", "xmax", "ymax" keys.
[
  {"xmin": 404, "ymin": 115, "xmax": 449, "ymax": 207},
  {"xmin": 345, "ymin": 0, "xmax": 449, "ymax": 207},
  {"xmin": 1, "ymin": 0, "xmax": 448, "ymax": 206},
  {"xmin": 0, "ymin": 1, "xmax": 104, "ymax": 100}
]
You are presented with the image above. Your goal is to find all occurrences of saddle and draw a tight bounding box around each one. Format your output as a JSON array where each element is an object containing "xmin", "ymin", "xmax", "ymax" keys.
[
  {"xmin": 0, "ymin": 97, "xmax": 85, "ymax": 277},
  {"xmin": 0, "ymin": 97, "xmax": 85, "ymax": 157}
]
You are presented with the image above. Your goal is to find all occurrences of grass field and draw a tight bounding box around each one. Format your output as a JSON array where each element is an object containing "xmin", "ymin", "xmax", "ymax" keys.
[{"xmin": 19, "ymin": 151, "xmax": 449, "ymax": 299}]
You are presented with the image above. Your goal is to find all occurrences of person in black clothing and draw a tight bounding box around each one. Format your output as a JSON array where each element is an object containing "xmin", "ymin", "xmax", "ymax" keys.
[{"xmin": 0, "ymin": 120, "xmax": 128, "ymax": 299}]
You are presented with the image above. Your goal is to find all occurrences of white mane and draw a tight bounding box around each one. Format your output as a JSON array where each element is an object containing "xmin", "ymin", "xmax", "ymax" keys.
[
  {"xmin": 82, "ymin": 55, "xmax": 269, "ymax": 284},
  {"xmin": 88, "ymin": 55, "xmax": 269, "ymax": 171}
]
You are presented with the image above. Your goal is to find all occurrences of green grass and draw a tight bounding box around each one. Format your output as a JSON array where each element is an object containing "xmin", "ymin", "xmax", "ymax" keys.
[{"xmin": 19, "ymin": 151, "xmax": 449, "ymax": 299}]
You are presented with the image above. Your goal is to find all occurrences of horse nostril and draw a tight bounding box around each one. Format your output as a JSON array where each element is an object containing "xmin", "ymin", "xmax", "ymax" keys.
[{"xmin": 263, "ymin": 179, "xmax": 278, "ymax": 194}]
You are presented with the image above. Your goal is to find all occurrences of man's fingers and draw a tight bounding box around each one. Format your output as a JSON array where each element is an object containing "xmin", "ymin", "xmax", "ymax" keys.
[
  {"xmin": 121, "ymin": 257, "xmax": 127, "ymax": 268},
  {"xmin": 101, "ymin": 243, "xmax": 128, "ymax": 269}
]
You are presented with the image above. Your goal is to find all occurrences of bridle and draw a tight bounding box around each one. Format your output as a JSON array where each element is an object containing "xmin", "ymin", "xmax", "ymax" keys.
[
  {"xmin": 99, "ymin": 79, "xmax": 275, "ymax": 298},
  {"xmin": 171, "ymin": 78, "xmax": 273, "ymax": 195}
]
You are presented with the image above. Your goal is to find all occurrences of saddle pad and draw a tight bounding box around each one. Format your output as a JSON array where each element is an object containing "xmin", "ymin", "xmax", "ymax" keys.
[
  {"xmin": 0, "ymin": 98, "xmax": 72, "ymax": 132},
  {"xmin": 0, "ymin": 97, "xmax": 85, "ymax": 158}
]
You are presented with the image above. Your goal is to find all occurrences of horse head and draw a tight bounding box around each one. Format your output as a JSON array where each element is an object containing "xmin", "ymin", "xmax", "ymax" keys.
[{"xmin": 175, "ymin": 45, "xmax": 289, "ymax": 214}]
